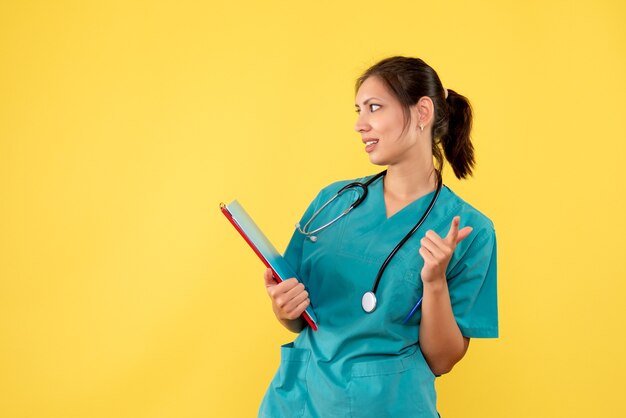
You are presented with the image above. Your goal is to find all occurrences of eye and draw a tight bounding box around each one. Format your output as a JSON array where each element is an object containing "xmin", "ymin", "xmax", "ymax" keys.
[{"xmin": 369, "ymin": 104, "xmax": 381, "ymax": 112}]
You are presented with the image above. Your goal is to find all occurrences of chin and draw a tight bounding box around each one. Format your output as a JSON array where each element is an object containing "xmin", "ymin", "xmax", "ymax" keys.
[{"xmin": 368, "ymin": 154, "xmax": 389, "ymax": 167}]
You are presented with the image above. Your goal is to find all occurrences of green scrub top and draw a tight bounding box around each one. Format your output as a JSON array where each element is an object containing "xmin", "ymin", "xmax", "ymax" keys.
[{"xmin": 259, "ymin": 174, "xmax": 498, "ymax": 418}]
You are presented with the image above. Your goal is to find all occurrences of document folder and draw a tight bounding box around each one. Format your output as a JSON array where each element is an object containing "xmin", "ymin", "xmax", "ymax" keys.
[{"xmin": 220, "ymin": 200, "xmax": 318, "ymax": 331}]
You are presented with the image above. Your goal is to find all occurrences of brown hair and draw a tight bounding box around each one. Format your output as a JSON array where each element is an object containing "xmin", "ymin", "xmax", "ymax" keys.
[{"xmin": 355, "ymin": 56, "xmax": 475, "ymax": 179}]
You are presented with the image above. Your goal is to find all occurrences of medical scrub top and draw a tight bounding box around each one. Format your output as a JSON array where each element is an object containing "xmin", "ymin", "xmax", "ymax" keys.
[{"xmin": 259, "ymin": 174, "xmax": 498, "ymax": 418}]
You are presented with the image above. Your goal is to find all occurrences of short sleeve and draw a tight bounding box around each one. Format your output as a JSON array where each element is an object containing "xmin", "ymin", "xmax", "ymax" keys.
[{"xmin": 446, "ymin": 227, "xmax": 499, "ymax": 338}]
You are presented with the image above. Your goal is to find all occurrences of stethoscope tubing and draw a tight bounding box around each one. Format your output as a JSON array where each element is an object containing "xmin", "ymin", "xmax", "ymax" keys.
[
  {"xmin": 296, "ymin": 171, "xmax": 386, "ymax": 239},
  {"xmin": 371, "ymin": 173, "xmax": 442, "ymax": 295},
  {"xmin": 297, "ymin": 170, "xmax": 442, "ymax": 320}
]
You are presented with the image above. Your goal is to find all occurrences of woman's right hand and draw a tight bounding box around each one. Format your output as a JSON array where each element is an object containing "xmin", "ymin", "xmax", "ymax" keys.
[{"xmin": 264, "ymin": 268, "xmax": 310, "ymax": 332}]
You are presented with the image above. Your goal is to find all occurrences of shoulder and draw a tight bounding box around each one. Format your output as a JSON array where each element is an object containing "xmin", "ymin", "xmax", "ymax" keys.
[
  {"xmin": 443, "ymin": 186, "xmax": 498, "ymax": 281},
  {"xmin": 442, "ymin": 186, "xmax": 495, "ymax": 243}
]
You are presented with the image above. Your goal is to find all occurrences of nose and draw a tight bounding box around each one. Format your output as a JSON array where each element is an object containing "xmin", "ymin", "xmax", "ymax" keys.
[{"xmin": 354, "ymin": 112, "xmax": 371, "ymax": 133}]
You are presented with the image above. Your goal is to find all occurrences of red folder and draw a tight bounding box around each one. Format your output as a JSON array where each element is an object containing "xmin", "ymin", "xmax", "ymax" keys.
[{"xmin": 220, "ymin": 201, "xmax": 318, "ymax": 331}]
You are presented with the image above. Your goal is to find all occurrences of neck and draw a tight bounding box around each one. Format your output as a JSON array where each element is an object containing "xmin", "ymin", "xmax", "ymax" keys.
[{"xmin": 383, "ymin": 162, "xmax": 438, "ymax": 201}]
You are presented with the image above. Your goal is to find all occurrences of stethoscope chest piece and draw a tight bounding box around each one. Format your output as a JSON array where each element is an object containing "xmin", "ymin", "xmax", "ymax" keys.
[{"xmin": 361, "ymin": 291, "xmax": 377, "ymax": 313}]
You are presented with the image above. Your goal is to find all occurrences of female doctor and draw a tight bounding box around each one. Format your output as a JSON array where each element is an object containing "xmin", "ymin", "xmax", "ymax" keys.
[{"xmin": 259, "ymin": 56, "xmax": 498, "ymax": 417}]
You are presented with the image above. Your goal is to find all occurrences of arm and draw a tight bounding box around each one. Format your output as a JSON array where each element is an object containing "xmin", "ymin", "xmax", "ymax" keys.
[
  {"xmin": 264, "ymin": 268, "xmax": 310, "ymax": 333},
  {"xmin": 417, "ymin": 216, "xmax": 472, "ymax": 375},
  {"xmin": 419, "ymin": 279, "xmax": 470, "ymax": 375}
]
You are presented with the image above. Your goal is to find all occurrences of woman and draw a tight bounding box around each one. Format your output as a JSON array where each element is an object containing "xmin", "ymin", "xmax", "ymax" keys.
[{"xmin": 259, "ymin": 56, "xmax": 498, "ymax": 417}]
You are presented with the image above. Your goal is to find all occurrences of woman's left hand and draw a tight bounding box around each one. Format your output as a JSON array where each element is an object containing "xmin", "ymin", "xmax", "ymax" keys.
[{"xmin": 419, "ymin": 216, "xmax": 473, "ymax": 284}]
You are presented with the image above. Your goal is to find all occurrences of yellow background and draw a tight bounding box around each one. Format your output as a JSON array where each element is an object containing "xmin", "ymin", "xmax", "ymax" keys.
[{"xmin": 1, "ymin": 1, "xmax": 625, "ymax": 417}]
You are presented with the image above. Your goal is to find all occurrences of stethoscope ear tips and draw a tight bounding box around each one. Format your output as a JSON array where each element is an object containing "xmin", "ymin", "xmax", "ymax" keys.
[{"xmin": 309, "ymin": 236, "xmax": 317, "ymax": 242}]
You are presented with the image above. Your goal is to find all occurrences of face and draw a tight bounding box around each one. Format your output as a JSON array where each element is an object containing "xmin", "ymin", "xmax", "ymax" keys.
[{"xmin": 354, "ymin": 76, "xmax": 420, "ymax": 166}]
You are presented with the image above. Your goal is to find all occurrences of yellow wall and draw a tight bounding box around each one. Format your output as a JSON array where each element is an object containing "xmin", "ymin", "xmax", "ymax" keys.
[{"xmin": 1, "ymin": 1, "xmax": 625, "ymax": 417}]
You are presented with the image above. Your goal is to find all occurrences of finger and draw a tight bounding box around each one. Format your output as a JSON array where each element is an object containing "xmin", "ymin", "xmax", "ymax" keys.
[
  {"xmin": 283, "ymin": 287, "xmax": 309, "ymax": 313},
  {"xmin": 456, "ymin": 226, "xmax": 473, "ymax": 244},
  {"xmin": 445, "ymin": 216, "xmax": 461, "ymax": 243},
  {"xmin": 284, "ymin": 281, "xmax": 307, "ymax": 302},
  {"xmin": 418, "ymin": 246, "xmax": 436, "ymax": 264},
  {"xmin": 264, "ymin": 268, "xmax": 278, "ymax": 288},
  {"xmin": 275, "ymin": 277, "xmax": 300, "ymax": 292},
  {"xmin": 425, "ymin": 230, "xmax": 449, "ymax": 253},
  {"xmin": 285, "ymin": 298, "xmax": 311, "ymax": 320},
  {"xmin": 420, "ymin": 236, "xmax": 445, "ymax": 259},
  {"xmin": 268, "ymin": 277, "xmax": 299, "ymax": 297},
  {"xmin": 274, "ymin": 281, "xmax": 305, "ymax": 308}
]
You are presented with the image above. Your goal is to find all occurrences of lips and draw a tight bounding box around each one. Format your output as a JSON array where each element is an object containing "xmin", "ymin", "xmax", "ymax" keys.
[{"xmin": 363, "ymin": 138, "xmax": 379, "ymax": 153}]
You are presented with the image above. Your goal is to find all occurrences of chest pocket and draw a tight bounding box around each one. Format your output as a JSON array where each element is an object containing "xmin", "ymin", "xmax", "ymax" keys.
[{"xmin": 371, "ymin": 265, "xmax": 424, "ymax": 325}]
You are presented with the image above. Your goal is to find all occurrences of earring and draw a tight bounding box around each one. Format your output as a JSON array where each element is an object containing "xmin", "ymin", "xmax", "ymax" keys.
[{"xmin": 419, "ymin": 124, "xmax": 424, "ymax": 132}]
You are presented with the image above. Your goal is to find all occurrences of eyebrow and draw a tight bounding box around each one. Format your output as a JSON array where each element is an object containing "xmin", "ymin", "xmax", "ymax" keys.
[{"xmin": 355, "ymin": 97, "xmax": 384, "ymax": 107}]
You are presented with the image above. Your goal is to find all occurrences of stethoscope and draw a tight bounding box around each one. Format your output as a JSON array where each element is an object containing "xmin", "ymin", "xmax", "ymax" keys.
[{"xmin": 296, "ymin": 170, "xmax": 443, "ymax": 315}]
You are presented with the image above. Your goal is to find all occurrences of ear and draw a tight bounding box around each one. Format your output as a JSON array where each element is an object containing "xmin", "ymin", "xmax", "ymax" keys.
[{"xmin": 413, "ymin": 96, "xmax": 434, "ymax": 129}]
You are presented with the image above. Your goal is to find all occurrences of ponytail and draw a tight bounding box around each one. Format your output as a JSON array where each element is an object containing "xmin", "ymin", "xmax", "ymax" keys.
[{"xmin": 439, "ymin": 89, "xmax": 475, "ymax": 179}]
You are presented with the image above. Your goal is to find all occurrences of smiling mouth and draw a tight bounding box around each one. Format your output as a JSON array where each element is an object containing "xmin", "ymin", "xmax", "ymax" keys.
[{"xmin": 364, "ymin": 140, "xmax": 379, "ymax": 146}]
